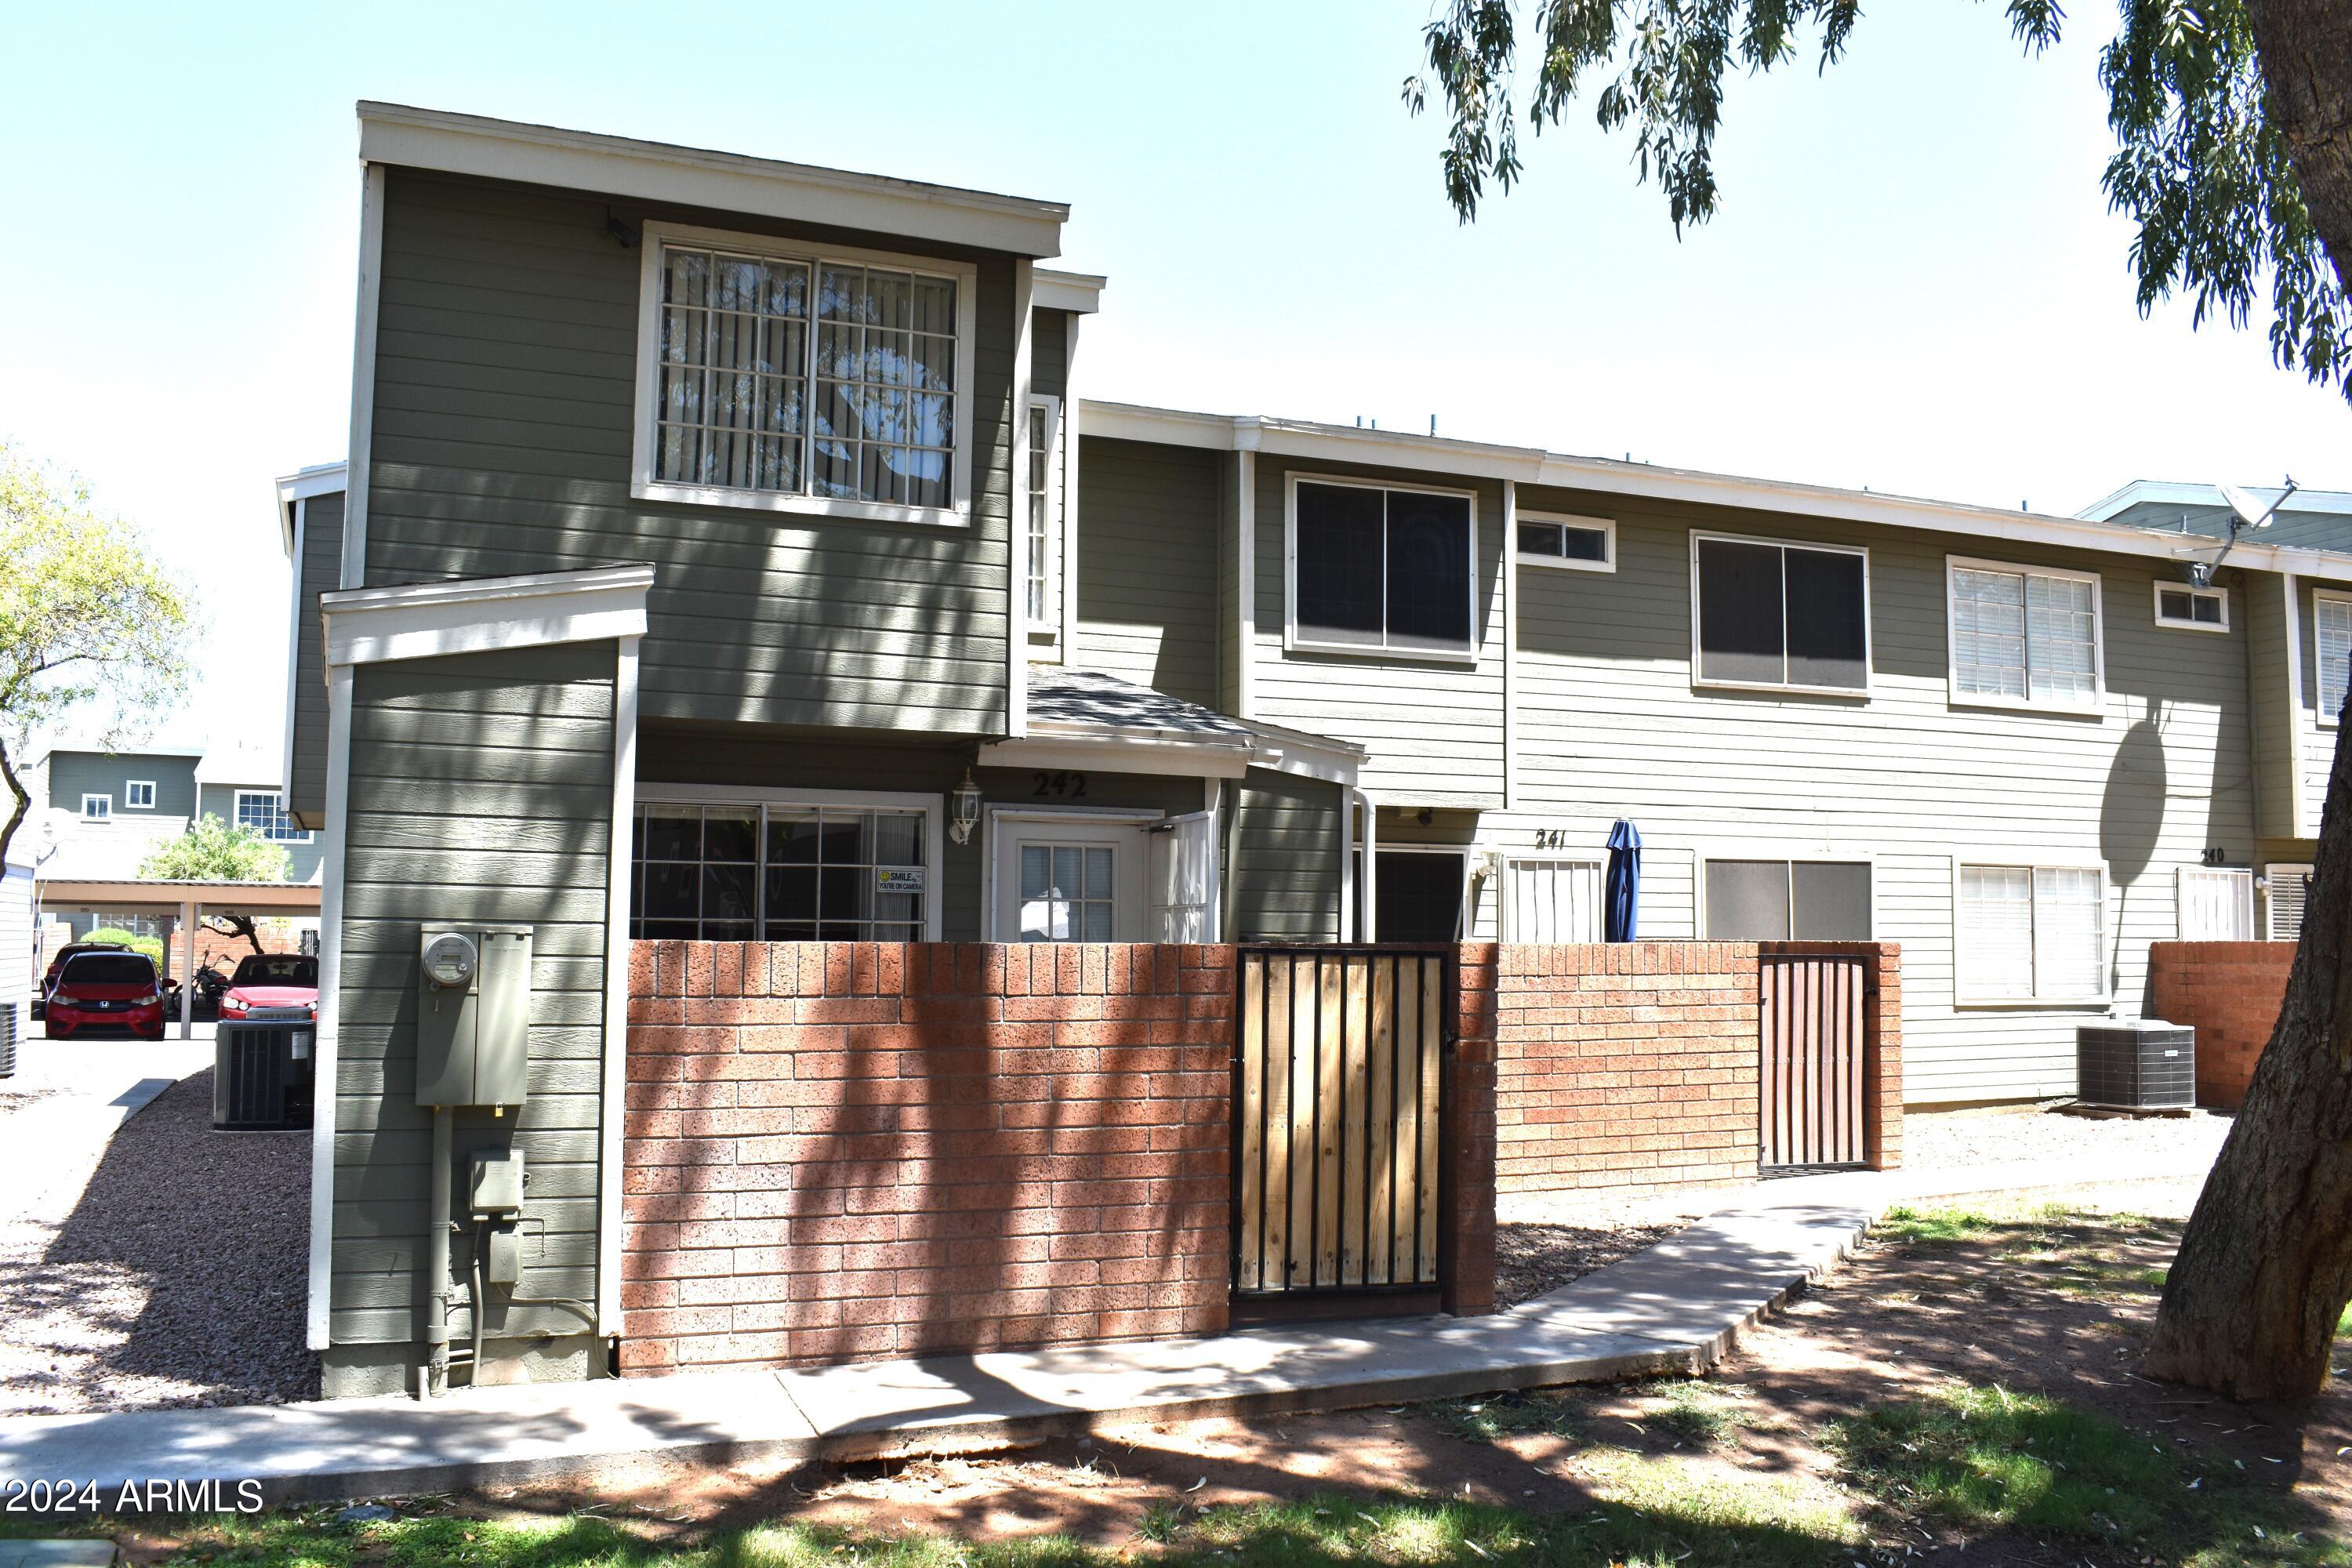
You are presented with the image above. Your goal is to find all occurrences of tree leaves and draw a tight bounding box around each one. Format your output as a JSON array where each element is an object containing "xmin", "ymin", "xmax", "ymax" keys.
[{"xmin": 1399, "ymin": 0, "xmax": 2348, "ymax": 399}]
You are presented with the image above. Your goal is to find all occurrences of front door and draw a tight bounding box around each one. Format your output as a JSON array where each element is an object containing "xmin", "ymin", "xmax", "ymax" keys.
[{"xmin": 994, "ymin": 816, "xmax": 1150, "ymax": 941}]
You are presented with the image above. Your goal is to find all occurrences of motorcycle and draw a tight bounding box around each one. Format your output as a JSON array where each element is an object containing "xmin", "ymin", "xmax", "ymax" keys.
[{"xmin": 164, "ymin": 960, "xmax": 234, "ymax": 1022}]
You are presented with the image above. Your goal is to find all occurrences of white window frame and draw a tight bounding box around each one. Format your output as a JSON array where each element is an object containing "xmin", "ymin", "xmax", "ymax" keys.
[
  {"xmin": 1367, "ymin": 844, "xmax": 1473, "ymax": 941},
  {"xmin": 1283, "ymin": 472, "xmax": 1482, "ymax": 666},
  {"xmin": 635, "ymin": 784, "xmax": 946, "ymax": 942},
  {"xmin": 1688, "ymin": 530, "xmax": 1874, "ymax": 698},
  {"xmin": 122, "ymin": 780, "xmax": 156, "ymax": 810},
  {"xmin": 1497, "ymin": 854, "xmax": 1606, "ymax": 942},
  {"xmin": 80, "ymin": 793, "xmax": 111, "ymax": 822},
  {"xmin": 1024, "ymin": 392, "xmax": 1065, "ymax": 658},
  {"xmin": 1944, "ymin": 555, "xmax": 2107, "ymax": 717},
  {"xmin": 629, "ymin": 220, "xmax": 980, "ymax": 528},
  {"xmin": 2314, "ymin": 590, "xmax": 2352, "ymax": 728},
  {"xmin": 2175, "ymin": 866, "xmax": 2256, "ymax": 940},
  {"xmin": 235, "ymin": 788, "xmax": 315, "ymax": 844},
  {"xmin": 1515, "ymin": 511, "xmax": 1616, "ymax": 574},
  {"xmin": 1951, "ymin": 857, "xmax": 2110, "ymax": 1007},
  {"xmin": 2151, "ymin": 580, "xmax": 2230, "ymax": 633},
  {"xmin": 1695, "ymin": 851, "xmax": 1878, "ymax": 940}
]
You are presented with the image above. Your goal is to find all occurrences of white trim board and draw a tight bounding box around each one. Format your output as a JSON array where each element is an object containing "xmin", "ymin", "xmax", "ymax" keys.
[
  {"xmin": 357, "ymin": 102, "xmax": 1068, "ymax": 258},
  {"xmin": 627, "ymin": 220, "xmax": 980, "ymax": 530},
  {"xmin": 321, "ymin": 564, "xmax": 655, "ymax": 668},
  {"xmin": 279, "ymin": 495, "xmax": 309, "ymax": 804},
  {"xmin": 1084, "ymin": 400, "xmax": 2352, "ymax": 583},
  {"xmin": 597, "ymin": 633, "xmax": 641, "ymax": 1339},
  {"xmin": 1008, "ymin": 259, "xmax": 1033, "ymax": 736},
  {"xmin": 1033, "ymin": 269, "xmax": 1105, "ymax": 314},
  {"xmin": 306, "ymin": 665, "xmax": 354, "ymax": 1349},
  {"xmin": 339, "ymin": 165, "xmax": 384, "ymax": 591}
]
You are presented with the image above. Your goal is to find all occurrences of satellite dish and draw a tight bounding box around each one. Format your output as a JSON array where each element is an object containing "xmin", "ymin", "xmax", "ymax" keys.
[{"xmin": 2220, "ymin": 484, "xmax": 2272, "ymax": 531}]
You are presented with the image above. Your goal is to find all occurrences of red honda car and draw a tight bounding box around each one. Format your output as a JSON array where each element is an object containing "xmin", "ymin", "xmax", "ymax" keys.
[
  {"xmin": 44, "ymin": 951, "xmax": 167, "ymax": 1040},
  {"xmin": 218, "ymin": 953, "xmax": 320, "ymax": 1019}
]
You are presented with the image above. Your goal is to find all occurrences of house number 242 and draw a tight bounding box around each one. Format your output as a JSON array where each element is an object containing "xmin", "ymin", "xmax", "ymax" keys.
[{"xmin": 1033, "ymin": 771, "xmax": 1088, "ymax": 798}]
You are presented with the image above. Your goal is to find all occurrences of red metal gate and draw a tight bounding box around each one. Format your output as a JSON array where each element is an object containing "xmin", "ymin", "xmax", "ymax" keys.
[{"xmin": 1759, "ymin": 954, "xmax": 1868, "ymax": 1174}]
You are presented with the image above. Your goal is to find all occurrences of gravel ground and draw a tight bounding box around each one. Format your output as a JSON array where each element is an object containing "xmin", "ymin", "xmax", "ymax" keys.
[
  {"xmin": 0, "ymin": 1068, "xmax": 316, "ymax": 1414},
  {"xmin": 1902, "ymin": 1100, "xmax": 2234, "ymax": 1172},
  {"xmin": 1493, "ymin": 1187, "xmax": 1722, "ymax": 1308}
]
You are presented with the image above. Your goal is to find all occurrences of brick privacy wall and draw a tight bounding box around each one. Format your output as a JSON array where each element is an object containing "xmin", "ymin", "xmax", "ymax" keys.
[
  {"xmin": 621, "ymin": 942, "xmax": 1233, "ymax": 1374},
  {"xmin": 1447, "ymin": 946, "xmax": 1502, "ymax": 1315},
  {"xmin": 1490, "ymin": 942, "xmax": 1902, "ymax": 1196},
  {"xmin": 2149, "ymin": 941, "xmax": 2294, "ymax": 1109}
]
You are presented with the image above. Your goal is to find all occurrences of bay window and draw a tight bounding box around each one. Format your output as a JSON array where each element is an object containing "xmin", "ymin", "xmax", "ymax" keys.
[
  {"xmin": 633, "ymin": 223, "xmax": 975, "ymax": 524},
  {"xmin": 1287, "ymin": 477, "xmax": 1477, "ymax": 659}
]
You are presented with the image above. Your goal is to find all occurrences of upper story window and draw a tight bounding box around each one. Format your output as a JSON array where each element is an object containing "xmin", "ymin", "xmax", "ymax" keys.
[
  {"xmin": 235, "ymin": 789, "xmax": 314, "ymax": 844},
  {"xmin": 2316, "ymin": 591, "xmax": 2352, "ymax": 724},
  {"xmin": 632, "ymin": 223, "xmax": 977, "ymax": 526},
  {"xmin": 2153, "ymin": 582, "xmax": 2227, "ymax": 632},
  {"xmin": 81, "ymin": 794, "xmax": 111, "ymax": 822},
  {"xmin": 1025, "ymin": 394, "xmax": 1065, "ymax": 654},
  {"xmin": 1690, "ymin": 533, "xmax": 1869, "ymax": 694},
  {"xmin": 1947, "ymin": 557, "xmax": 2102, "ymax": 713},
  {"xmin": 1287, "ymin": 476, "xmax": 1477, "ymax": 661},
  {"xmin": 123, "ymin": 780, "xmax": 156, "ymax": 810},
  {"xmin": 1516, "ymin": 513, "xmax": 1614, "ymax": 572}
]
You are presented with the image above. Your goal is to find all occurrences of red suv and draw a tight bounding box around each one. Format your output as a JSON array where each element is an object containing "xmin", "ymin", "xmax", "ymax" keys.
[{"xmin": 45, "ymin": 951, "xmax": 167, "ymax": 1040}]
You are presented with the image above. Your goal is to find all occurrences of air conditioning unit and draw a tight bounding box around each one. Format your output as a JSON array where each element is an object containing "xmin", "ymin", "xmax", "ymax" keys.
[
  {"xmin": 2076, "ymin": 1019, "xmax": 2195, "ymax": 1111},
  {"xmin": 214, "ymin": 1016, "xmax": 317, "ymax": 1131}
]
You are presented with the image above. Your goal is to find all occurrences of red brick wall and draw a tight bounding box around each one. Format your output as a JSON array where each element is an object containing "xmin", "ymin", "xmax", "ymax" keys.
[
  {"xmin": 1490, "ymin": 942, "xmax": 1902, "ymax": 1196},
  {"xmin": 620, "ymin": 942, "xmax": 1233, "ymax": 1375},
  {"xmin": 2148, "ymin": 940, "xmax": 2294, "ymax": 1109}
]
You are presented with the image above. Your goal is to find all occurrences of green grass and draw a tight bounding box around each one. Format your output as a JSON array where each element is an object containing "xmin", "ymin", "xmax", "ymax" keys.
[
  {"xmin": 1418, "ymin": 1388, "xmax": 1584, "ymax": 1443},
  {"xmin": 1828, "ymin": 1385, "xmax": 2347, "ymax": 1566}
]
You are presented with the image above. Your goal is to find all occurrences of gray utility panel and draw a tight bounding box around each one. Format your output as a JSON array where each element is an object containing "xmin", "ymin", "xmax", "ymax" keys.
[{"xmin": 415, "ymin": 925, "xmax": 533, "ymax": 1109}]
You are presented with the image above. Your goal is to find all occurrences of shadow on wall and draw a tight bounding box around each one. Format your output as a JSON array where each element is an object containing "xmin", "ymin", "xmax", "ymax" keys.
[{"xmin": 2101, "ymin": 709, "xmax": 2166, "ymax": 1007}]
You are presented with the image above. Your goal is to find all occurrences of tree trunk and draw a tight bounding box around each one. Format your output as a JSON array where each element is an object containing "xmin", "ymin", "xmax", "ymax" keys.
[
  {"xmin": 2147, "ymin": 714, "xmax": 2352, "ymax": 1397},
  {"xmin": 0, "ymin": 736, "xmax": 27, "ymax": 877},
  {"xmin": 2244, "ymin": 0, "xmax": 2352, "ymax": 302}
]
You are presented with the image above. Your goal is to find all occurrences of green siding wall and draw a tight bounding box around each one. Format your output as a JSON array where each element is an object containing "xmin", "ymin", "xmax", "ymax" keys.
[
  {"xmin": 1032, "ymin": 307, "xmax": 1069, "ymax": 401},
  {"xmin": 45, "ymin": 752, "xmax": 196, "ymax": 818},
  {"xmin": 1226, "ymin": 766, "xmax": 1342, "ymax": 941},
  {"xmin": 1073, "ymin": 437, "xmax": 1223, "ymax": 707},
  {"xmin": 325, "ymin": 641, "xmax": 616, "ymax": 1392},
  {"xmin": 362, "ymin": 167, "xmax": 1017, "ymax": 737},
  {"xmin": 289, "ymin": 490, "xmax": 346, "ymax": 826}
]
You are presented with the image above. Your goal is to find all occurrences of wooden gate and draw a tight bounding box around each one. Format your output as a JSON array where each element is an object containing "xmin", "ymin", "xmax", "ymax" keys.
[
  {"xmin": 1232, "ymin": 947, "xmax": 1448, "ymax": 1298},
  {"xmin": 1759, "ymin": 953, "xmax": 1869, "ymax": 1174}
]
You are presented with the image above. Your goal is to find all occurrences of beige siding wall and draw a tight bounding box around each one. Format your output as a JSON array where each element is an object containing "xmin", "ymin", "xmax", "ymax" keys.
[{"xmin": 1247, "ymin": 456, "xmax": 1506, "ymax": 806}]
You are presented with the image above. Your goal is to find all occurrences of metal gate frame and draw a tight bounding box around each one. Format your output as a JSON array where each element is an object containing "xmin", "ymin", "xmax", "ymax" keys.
[
  {"xmin": 1759, "ymin": 953, "xmax": 1871, "ymax": 1176},
  {"xmin": 1229, "ymin": 945, "xmax": 1454, "ymax": 1302}
]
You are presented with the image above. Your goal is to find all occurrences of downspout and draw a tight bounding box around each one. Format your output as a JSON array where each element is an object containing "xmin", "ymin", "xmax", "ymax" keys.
[
  {"xmin": 420, "ymin": 1105, "xmax": 452, "ymax": 1399},
  {"xmin": 1356, "ymin": 784, "xmax": 1379, "ymax": 942}
]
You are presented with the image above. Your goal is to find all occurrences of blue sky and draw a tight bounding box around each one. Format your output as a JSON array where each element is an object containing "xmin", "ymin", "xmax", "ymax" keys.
[{"xmin": 1, "ymin": 1, "xmax": 2345, "ymax": 749}]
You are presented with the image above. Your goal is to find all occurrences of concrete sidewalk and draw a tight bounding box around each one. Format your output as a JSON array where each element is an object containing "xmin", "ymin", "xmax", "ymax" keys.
[{"xmin": 0, "ymin": 1151, "xmax": 2217, "ymax": 1506}]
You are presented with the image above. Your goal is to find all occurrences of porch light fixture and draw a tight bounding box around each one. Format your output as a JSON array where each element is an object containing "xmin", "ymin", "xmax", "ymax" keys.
[{"xmin": 949, "ymin": 768, "xmax": 982, "ymax": 846}]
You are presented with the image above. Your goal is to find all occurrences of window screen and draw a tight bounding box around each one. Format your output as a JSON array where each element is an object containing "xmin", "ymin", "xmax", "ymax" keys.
[
  {"xmin": 1294, "ymin": 481, "xmax": 1473, "ymax": 654},
  {"xmin": 2318, "ymin": 597, "xmax": 2352, "ymax": 722},
  {"xmin": 1704, "ymin": 859, "xmax": 1871, "ymax": 939},
  {"xmin": 1695, "ymin": 538, "xmax": 1867, "ymax": 690},
  {"xmin": 1518, "ymin": 517, "xmax": 1610, "ymax": 565},
  {"xmin": 1956, "ymin": 862, "xmax": 2105, "ymax": 1000},
  {"xmin": 633, "ymin": 800, "xmax": 927, "ymax": 941}
]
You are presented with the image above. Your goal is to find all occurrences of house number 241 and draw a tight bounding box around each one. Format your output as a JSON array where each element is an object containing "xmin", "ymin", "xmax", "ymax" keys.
[{"xmin": 1530, "ymin": 829, "xmax": 1576, "ymax": 849}]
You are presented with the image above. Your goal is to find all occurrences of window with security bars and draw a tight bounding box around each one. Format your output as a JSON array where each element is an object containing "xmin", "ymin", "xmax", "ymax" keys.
[
  {"xmin": 2317, "ymin": 596, "xmax": 2352, "ymax": 724},
  {"xmin": 632, "ymin": 800, "xmax": 927, "ymax": 942},
  {"xmin": 1018, "ymin": 844, "xmax": 1114, "ymax": 942},
  {"xmin": 652, "ymin": 243, "xmax": 958, "ymax": 510},
  {"xmin": 1956, "ymin": 862, "xmax": 2105, "ymax": 1002},
  {"xmin": 234, "ymin": 789, "xmax": 313, "ymax": 843},
  {"xmin": 1950, "ymin": 561, "xmax": 2101, "ymax": 708}
]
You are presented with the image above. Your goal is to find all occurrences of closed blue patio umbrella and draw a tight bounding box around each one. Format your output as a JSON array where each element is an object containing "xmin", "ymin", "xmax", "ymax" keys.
[{"xmin": 1604, "ymin": 818, "xmax": 1642, "ymax": 942}]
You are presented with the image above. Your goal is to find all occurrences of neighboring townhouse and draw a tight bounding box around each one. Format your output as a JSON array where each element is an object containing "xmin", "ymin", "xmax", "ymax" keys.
[
  {"xmin": 34, "ymin": 745, "xmax": 208, "ymax": 879},
  {"xmin": 281, "ymin": 102, "xmax": 2345, "ymax": 1395}
]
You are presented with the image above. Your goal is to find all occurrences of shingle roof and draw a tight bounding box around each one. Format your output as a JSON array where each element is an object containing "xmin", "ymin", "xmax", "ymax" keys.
[{"xmin": 1025, "ymin": 668, "xmax": 1255, "ymax": 742}]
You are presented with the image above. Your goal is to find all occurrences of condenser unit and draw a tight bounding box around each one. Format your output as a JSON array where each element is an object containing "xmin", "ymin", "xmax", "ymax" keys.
[{"xmin": 2076, "ymin": 1019, "xmax": 2195, "ymax": 1112}]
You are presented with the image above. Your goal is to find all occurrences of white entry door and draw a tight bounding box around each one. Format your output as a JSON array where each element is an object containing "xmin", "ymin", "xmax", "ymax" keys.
[{"xmin": 994, "ymin": 815, "xmax": 1152, "ymax": 942}]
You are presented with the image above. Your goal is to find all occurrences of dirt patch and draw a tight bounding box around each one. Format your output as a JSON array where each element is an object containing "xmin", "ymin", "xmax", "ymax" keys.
[
  {"xmin": 0, "ymin": 1069, "xmax": 316, "ymax": 1414},
  {"xmin": 1904, "ymin": 1102, "xmax": 2234, "ymax": 1172},
  {"xmin": 433, "ymin": 1175, "xmax": 2346, "ymax": 1565},
  {"xmin": 1494, "ymin": 1187, "xmax": 1714, "ymax": 1308}
]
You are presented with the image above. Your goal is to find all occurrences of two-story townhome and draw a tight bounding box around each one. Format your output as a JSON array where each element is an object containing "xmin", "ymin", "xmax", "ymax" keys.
[{"xmin": 284, "ymin": 103, "xmax": 2348, "ymax": 1397}]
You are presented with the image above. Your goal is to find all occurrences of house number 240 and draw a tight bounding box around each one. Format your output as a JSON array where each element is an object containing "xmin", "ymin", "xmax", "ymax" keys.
[{"xmin": 1033, "ymin": 771, "xmax": 1088, "ymax": 798}]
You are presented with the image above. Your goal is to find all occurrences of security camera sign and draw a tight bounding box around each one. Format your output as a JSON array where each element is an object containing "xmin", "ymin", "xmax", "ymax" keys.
[{"xmin": 877, "ymin": 868, "xmax": 926, "ymax": 893}]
